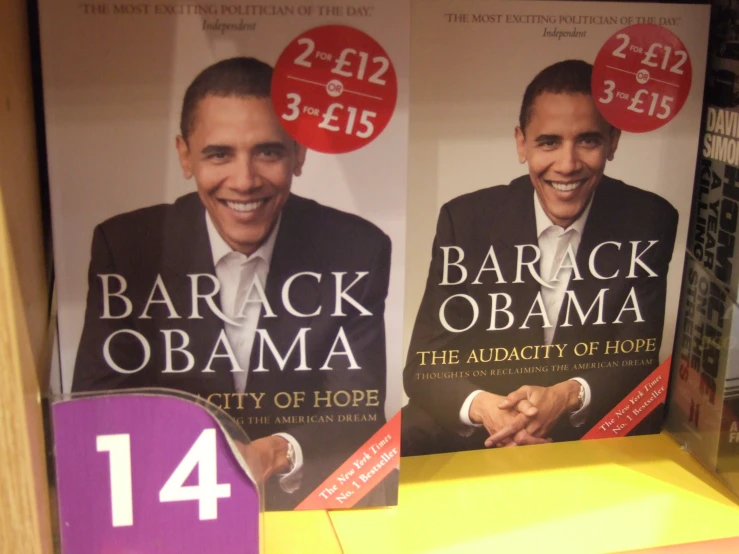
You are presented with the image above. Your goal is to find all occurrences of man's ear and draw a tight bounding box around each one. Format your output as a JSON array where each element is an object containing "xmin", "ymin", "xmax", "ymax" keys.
[
  {"xmin": 293, "ymin": 143, "xmax": 307, "ymax": 177},
  {"xmin": 514, "ymin": 127, "xmax": 527, "ymax": 164},
  {"xmin": 176, "ymin": 135, "xmax": 193, "ymax": 179},
  {"xmin": 607, "ymin": 127, "xmax": 621, "ymax": 161}
]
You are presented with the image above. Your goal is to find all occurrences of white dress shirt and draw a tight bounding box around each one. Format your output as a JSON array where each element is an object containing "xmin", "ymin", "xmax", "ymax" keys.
[
  {"xmin": 460, "ymin": 191, "xmax": 593, "ymax": 428},
  {"xmin": 534, "ymin": 192, "xmax": 591, "ymax": 346},
  {"xmin": 206, "ymin": 213, "xmax": 303, "ymax": 491}
]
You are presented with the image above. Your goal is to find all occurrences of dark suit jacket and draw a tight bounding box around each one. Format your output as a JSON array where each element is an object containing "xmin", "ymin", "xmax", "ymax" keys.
[
  {"xmin": 403, "ymin": 175, "xmax": 678, "ymax": 454},
  {"xmin": 72, "ymin": 192, "xmax": 391, "ymax": 509}
]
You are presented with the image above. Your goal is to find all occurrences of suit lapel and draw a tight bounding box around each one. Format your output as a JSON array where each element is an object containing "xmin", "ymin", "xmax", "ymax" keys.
[
  {"xmin": 575, "ymin": 178, "xmax": 618, "ymax": 270},
  {"xmin": 250, "ymin": 195, "xmax": 322, "ymax": 374}
]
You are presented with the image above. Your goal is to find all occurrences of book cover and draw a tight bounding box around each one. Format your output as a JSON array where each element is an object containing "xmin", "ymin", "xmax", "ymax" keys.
[
  {"xmin": 665, "ymin": 0, "xmax": 739, "ymax": 498},
  {"xmin": 401, "ymin": 0, "xmax": 709, "ymax": 456},
  {"xmin": 38, "ymin": 0, "xmax": 408, "ymax": 511},
  {"xmin": 668, "ymin": 256, "xmax": 739, "ymax": 476}
]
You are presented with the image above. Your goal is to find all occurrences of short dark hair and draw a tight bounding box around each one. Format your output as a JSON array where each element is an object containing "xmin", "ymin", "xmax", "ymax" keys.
[
  {"xmin": 180, "ymin": 57, "xmax": 273, "ymax": 140},
  {"xmin": 518, "ymin": 59, "xmax": 593, "ymax": 131}
]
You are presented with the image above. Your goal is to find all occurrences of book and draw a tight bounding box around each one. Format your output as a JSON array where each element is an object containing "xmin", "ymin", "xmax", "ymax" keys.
[
  {"xmin": 38, "ymin": 0, "xmax": 408, "ymax": 511},
  {"xmin": 401, "ymin": 0, "xmax": 710, "ymax": 456},
  {"xmin": 665, "ymin": 0, "xmax": 739, "ymax": 499}
]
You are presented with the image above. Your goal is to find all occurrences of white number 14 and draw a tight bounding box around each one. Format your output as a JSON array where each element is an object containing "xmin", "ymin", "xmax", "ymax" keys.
[{"xmin": 96, "ymin": 429, "xmax": 231, "ymax": 527}]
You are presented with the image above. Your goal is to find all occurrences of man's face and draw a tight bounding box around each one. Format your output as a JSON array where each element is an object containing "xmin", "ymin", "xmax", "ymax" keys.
[
  {"xmin": 176, "ymin": 95, "xmax": 306, "ymax": 255},
  {"xmin": 515, "ymin": 92, "xmax": 620, "ymax": 228}
]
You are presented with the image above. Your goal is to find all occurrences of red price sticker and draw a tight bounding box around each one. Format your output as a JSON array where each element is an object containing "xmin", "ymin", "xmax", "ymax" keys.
[
  {"xmin": 271, "ymin": 25, "xmax": 397, "ymax": 154},
  {"xmin": 592, "ymin": 24, "xmax": 692, "ymax": 133}
]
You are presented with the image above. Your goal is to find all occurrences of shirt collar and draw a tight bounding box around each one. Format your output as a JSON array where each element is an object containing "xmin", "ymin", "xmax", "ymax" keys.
[
  {"xmin": 533, "ymin": 189, "xmax": 594, "ymax": 239},
  {"xmin": 205, "ymin": 211, "xmax": 281, "ymax": 267}
]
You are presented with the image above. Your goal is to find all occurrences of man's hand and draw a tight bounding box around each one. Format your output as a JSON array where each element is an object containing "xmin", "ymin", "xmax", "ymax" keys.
[
  {"xmin": 469, "ymin": 391, "xmax": 550, "ymax": 447},
  {"xmin": 486, "ymin": 381, "xmax": 582, "ymax": 446},
  {"xmin": 236, "ymin": 436, "xmax": 291, "ymax": 482}
]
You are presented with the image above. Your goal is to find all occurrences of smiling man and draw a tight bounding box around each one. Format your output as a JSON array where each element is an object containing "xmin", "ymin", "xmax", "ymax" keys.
[
  {"xmin": 72, "ymin": 57, "xmax": 391, "ymax": 510},
  {"xmin": 402, "ymin": 59, "xmax": 678, "ymax": 455}
]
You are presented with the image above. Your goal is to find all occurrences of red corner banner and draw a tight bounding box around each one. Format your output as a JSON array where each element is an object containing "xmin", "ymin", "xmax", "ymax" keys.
[
  {"xmin": 581, "ymin": 357, "xmax": 671, "ymax": 440},
  {"xmin": 296, "ymin": 411, "xmax": 401, "ymax": 510}
]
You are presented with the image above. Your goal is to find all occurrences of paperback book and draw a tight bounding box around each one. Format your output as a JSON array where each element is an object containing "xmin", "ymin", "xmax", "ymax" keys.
[
  {"xmin": 39, "ymin": 0, "xmax": 408, "ymax": 511},
  {"xmin": 665, "ymin": 0, "xmax": 739, "ymax": 499},
  {"xmin": 401, "ymin": 0, "xmax": 710, "ymax": 456}
]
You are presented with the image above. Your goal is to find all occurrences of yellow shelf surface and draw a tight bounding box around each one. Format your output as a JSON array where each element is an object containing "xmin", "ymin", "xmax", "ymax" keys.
[
  {"xmin": 627, "ymin": 536, "xmax": 739, "ymax": 553},
  {"xmin": 264, "ymin": 509, "xmax": 342, "ymax": 553},
  {"xmin": 265, "ymin": 432, "xmax": 739, "ymax": 554}
]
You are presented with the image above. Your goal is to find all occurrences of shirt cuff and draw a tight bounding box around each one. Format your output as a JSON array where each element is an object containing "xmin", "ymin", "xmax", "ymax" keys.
[
  {"xmin": 568, "ymin": 377, "xmax": 591, "ymax": 428},
  {"xmin": 459, "ymin": 390, "xmax": 485, "ymax": 427},
  {"xmin": 273, "ymin": 432, "xmax": 303, "ymax": 494}
]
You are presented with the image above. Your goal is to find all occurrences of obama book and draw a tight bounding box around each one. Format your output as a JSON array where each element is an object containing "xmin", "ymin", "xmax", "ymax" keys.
[
  {"xmin": 401, "ymin": 0, "xmax": 709, "ymax": 456},
  {"xmin": 38, "ymin": 0, "xmax": 409, "ymax": 510}
]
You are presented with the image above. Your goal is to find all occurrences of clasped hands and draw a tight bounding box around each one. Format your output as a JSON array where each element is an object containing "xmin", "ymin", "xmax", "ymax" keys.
[
  {"xmin": 235, "ymin": 435, "xmax": 291, "ymax": 482},
  {"xmin": 469, "ymin": 380, "xmax": 582, "ymax": 447}
]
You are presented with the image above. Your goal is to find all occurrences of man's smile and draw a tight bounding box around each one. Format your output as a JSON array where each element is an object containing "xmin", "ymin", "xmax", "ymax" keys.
[
  {"xmin": 545, "ymin": 178, "xmax": 588, "ymax": 192},
  {"xmin": 222, "ymin": 198, "xmax": 269, "ymax": 213}
]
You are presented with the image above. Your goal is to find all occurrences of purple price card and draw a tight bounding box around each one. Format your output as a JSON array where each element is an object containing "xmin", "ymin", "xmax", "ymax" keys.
[{"xmin": 52, "ymin": 393, "xmax": 260, "ymax": 554}]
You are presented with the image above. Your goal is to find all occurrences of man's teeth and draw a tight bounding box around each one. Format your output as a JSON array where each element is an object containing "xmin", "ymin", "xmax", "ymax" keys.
[
  {"xmin": 549, "ymin": 181, "xmax": 584, "ymax": 192},
  {"xmin": 225, "ymin": 199, "xmax": 264, "ymax": 212}
]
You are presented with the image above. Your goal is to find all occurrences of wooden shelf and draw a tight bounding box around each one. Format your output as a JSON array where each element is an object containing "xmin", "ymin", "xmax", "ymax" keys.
[{"xmin": 0, "ymin": 1, "xmax": 53, "ymax": 553}]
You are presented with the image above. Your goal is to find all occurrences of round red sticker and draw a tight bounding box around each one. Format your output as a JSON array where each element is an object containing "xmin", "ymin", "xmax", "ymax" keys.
[
  {"xmin": 271, "ymin": 25, "xmax": 397, "ymax": 154},
  {"xmin": 591, "ymin": 24, "xmax": 692, "ymax": 133}
]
